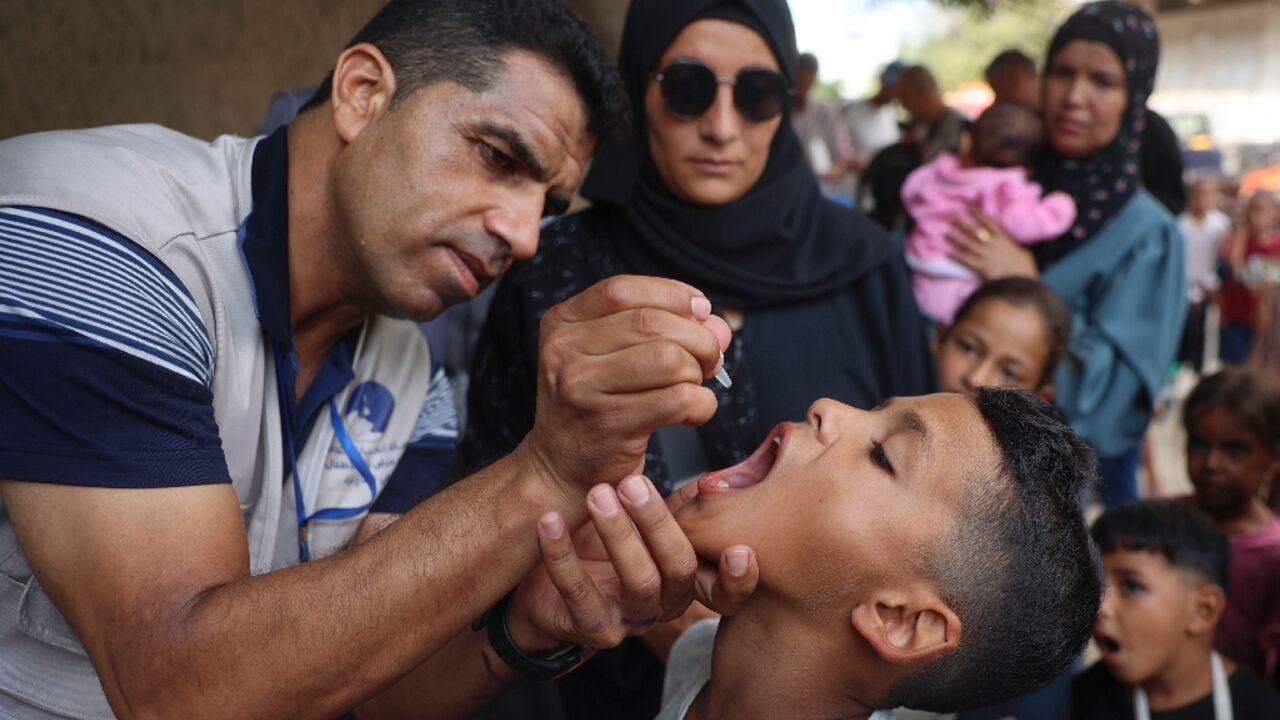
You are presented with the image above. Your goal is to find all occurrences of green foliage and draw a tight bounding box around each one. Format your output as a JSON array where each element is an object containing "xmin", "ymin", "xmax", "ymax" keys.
[{"xmin": 903, "ymin": 0, "xmax": 1073, "ymax": 92}]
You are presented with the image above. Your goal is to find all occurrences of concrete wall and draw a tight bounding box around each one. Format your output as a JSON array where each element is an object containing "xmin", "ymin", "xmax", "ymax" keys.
[{"xmin": 0, "ymin": 0, "xmax": 630, "ymax": 142}]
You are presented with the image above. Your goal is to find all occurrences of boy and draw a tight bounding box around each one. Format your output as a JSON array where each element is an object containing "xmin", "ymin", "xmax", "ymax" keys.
[
  {"xmin": 1072, "ymin": 500, "xmax": 1280, "ymax": 718},
  {"xmin": 605, "ymin": 388, "xmax": 1104, "ymax": 717}
]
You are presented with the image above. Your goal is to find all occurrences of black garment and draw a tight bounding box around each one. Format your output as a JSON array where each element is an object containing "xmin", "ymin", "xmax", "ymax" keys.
[
  {"xmin": 1142, "ymin": 109, "xmax": 1188, "ymax": 217},
  {"xmin": 861, "ymin": 141, "xmax": 922, "ymax": 231},
  {"xmin": 1070, "ymin": 660, "xmax": 1280, "ymax": 720},
  {"xmin": 1033, "ymin": 1, "xmax": 1161, "ymax": 269},
  {"xmin": 461, "ymin": 207, "xmax": 935, "ymax": 720},
  {"xmin": 1178, "ymin": 300, "xmax": 1209, "ymax": 372}
]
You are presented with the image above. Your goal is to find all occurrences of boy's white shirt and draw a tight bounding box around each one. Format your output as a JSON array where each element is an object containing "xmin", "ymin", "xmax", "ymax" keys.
[{"xmin": 656, "ymin": 618, "xmax": 896, "ymax": 720}]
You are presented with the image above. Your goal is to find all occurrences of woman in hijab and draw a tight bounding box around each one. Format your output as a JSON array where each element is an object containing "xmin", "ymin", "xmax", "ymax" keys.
[
  {"xmin": 461, "ymin": 0, "xmax": 932, "ymax": 717},
  {"xmin": 946, "ymin": 0, "xmax": 1185, "ymax": 512}
]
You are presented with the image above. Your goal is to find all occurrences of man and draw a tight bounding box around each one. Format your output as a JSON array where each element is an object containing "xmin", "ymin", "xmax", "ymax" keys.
[
  {"xmin": 843, "ymin": 60, "xmax": 905, "ymax": 207},
  {"xmin": 899, "ymin": 65, "xmax": 969, "ymax": 164},
  {"xmin": 0, "ymin": 1, "xmax": 754, "ymax": 718},
  {"xmin": 984, "ymin": 49, "xmax": 1039, "ymax": 108},
  {"xmin": 790, "ymin": 52, "xmax": 856, "ymax": 201}
]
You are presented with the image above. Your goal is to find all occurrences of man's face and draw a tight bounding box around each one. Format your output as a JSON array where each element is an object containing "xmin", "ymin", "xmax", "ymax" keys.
[
  {"xmin": 675, "ymin": 394, "xmax": 999, "ymax": 610},
  {"xmin": 1093, "ymin": 549, "xmax": 1203, "ymax": 686},
  {"xmin": 332, "ymin": 49, "xmax": 592, "ymax": 321}
]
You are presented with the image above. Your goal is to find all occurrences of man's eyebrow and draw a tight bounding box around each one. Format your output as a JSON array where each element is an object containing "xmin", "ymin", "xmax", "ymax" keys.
[
  {"xmin": 896, "ymin": 408, "xmax": 931, "ymax": 453},
  {"xmin": 477, "ymin": 121, "xmax": 549, "ymax": 181}
]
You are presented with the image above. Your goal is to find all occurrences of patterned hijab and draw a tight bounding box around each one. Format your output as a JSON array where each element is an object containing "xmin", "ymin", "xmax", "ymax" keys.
[
  {"xmin": 578, "ymin": 0, "xmax": 889, "ymax": 310},
  {"xmin": 1032, "ymin": 1, "xmax": 1160, "ymax": 269}
]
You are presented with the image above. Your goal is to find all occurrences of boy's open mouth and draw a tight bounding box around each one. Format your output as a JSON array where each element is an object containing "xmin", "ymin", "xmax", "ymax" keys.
[
  {"xmin": 1094, "ymin": 631, "xmax": 1123, "ymax": 662},
  {"xmin": 696, "ymin": 423, "xmax": 788, "ymax": 494}
]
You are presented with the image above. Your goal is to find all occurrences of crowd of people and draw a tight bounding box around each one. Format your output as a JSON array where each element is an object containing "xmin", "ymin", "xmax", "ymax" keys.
[{"xmin": 0, "ymin": 0, "xmax": 1277, "ymax": 718}]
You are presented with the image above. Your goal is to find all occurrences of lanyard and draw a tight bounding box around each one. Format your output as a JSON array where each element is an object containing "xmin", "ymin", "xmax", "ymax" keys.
[
  {"xmin": 271, "ymin": 336, "xmax": 378, "ymax": 562},
  {"xmin": 1134, "ymin": 651, "xmax": 1233, "ymax": 720}
]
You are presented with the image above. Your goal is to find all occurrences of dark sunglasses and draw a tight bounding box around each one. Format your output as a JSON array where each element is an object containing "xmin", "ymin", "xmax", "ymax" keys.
[{"xmin": 653, "ymin": 60, "xmax": 790, "ymax": 123}]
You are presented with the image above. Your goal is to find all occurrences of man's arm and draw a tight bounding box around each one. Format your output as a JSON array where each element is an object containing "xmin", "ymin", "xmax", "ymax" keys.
[{"xmin": 4, "ymin": 276, "xmax": 729, "ymax": 719}]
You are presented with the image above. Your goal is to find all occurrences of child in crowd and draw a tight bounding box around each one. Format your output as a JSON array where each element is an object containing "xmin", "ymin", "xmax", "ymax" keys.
[
  {"xmin": 933, "ymin": 277, "xmax": 1072, "ymax": 401},
  {"xmin": 1183, "ymin": 368, "xmax": 1280, "ymax": 681},
  {"xmin": 1071, "ymin": 500, "xmax": 1280, "ymax": 718},
  {"xmin": 1177, "ymin": 178, "xmax": 1232, "ymax": 372},
  {"xmin": 1220, "ymin": 192, "xmax": 1280, "ymax": 364},
  {"xmin": 640, "ymin": 388, "xmax": 1102, "ymax": 718},
  {"xmin": 902, "ymin": 102, "xmax": 1077, "ymax": 324}
]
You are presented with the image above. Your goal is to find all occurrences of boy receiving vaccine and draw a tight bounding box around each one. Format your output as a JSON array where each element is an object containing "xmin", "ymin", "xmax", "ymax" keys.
[
  {"xmin": 1072, "ymin": 500, "xmax": 1280, "ymax": 719},
  {"xmin": 902, "ymin": 102, "xmax": 1077, "ymax": 325}
]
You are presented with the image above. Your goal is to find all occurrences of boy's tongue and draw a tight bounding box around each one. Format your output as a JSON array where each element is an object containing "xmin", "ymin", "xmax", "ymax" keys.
[{"xmin": 696, "ymin": 430, "xmax": 781, "ymax": 494}]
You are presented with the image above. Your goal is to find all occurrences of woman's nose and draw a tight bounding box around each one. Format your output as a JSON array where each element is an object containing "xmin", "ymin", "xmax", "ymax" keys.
[{"xmin": 699, "ymin": 84, "xmax": 740, "ymax": 145}]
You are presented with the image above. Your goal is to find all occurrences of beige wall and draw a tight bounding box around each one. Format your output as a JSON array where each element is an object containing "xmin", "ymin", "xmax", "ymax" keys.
[{"xmin": 0, "ymin": 0, "xmax": 629, "ymax": 142}]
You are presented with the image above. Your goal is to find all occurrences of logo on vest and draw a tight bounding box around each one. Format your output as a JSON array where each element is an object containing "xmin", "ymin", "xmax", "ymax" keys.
[{"xmin": 344, "ymin": 381, "xmax": 396, "ymax": 440}]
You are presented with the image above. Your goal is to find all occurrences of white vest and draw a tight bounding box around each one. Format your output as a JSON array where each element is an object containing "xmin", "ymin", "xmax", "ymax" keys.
[{"xmin": 0, "ymin": 125, "xmax": 431, "ymax": 718}]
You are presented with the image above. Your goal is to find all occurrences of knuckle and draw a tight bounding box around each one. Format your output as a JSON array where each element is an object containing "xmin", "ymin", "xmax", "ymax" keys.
[
  {"xmin": 560, "ymin": 576, "xmax": 596, "ymax": 607},
  {"xmin": 648, "ymin": 341, "xmax": 687, "ymax": 376},
  {"xmin": 629, "ymin": 307, "xmax": 662, "ymax": 337},
  {"xmin": 630, "ymin": 573, "xmax": 663, "ymax": 604},
  {"xmin": 599, "ymin": 277, "xmax": 633, "ymax": 311}
]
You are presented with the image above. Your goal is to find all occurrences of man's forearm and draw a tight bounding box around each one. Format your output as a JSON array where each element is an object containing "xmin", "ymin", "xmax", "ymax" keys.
[{"xmin": 107, "ymin": 451, "xmax": 582, "ymax": 719}]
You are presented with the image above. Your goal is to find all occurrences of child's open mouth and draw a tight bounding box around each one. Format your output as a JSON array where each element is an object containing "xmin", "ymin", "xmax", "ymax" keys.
[
  {"xmin": 696, "ymin": 424, "xmax": 788, "ymax": 494},
  {"xmin": 1094, "ymin": 631, "xmax": 1123, "ymax": 662}
]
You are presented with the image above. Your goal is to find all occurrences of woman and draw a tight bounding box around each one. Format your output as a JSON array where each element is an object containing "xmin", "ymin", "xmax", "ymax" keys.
[
  {"xmin": 462, "ymin": 0, "xmax": 932, "ymax": 717},
  {"xmin": 948, "ymin": 0, "xmax": 1185, "ymax": 509}
]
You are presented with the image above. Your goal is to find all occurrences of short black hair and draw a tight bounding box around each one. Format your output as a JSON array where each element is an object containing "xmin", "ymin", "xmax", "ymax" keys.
[
  {"xmin": 1091, "ymin": 499, "xmax": 1230, "ymax": 592},
  {"xmin": 300, "ymin": 0, "xmax": 629, "ymax": 150},
  {"xmin": 947, "ymin": 277, "xmax": 1073, "ymax": 387},
  {"xmin": 970, "ymin": 101, "xmax": 1045, "ymax": 169},
  {"xmin": 892, "ymin": 387, "xmax": 1103, "ymax": 712},
  {"xmin": 798, "ymin": 52, "xmax": 819, "ymax": 73},
  {"xmin": 901, "ymin": 65, "xmax": 939, "ymax": 91},
  {"xmin": 986, "ymin": 49, "xmax": 1037, "ymax": 79}
]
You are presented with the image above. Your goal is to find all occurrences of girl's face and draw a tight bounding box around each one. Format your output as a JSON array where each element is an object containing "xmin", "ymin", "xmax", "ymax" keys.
[
  {"xmin": 1042, "ymin": 39, "xmax": 1128, "ymax": 159},
  {"xmin": 1244, "ymin": 193, "xmax": 1278, "ymax": 236},
  {"xmin": 1186, "ymin": 406, "xmax": 1280, "ymax": 520},
  {"xmin": 935, "ymin": 299, "xmax": 1053, "ymax": 398}
]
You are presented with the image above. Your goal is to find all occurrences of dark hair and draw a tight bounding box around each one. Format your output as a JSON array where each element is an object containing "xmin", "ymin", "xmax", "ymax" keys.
[
  {"xmin": 300, "ymin": 0, "xmax": 629, "ymax": 149},
  {"xmin": 1183, "ymin": 367, "xmax": 1280, "ymax": 454},
  {"xmin": 970, "ymin": 101, "xmax": 1044, "ymax": 169},
  {"xmin": 901, "ymin": 65, "xmax": 939, "ymax": 91},
  {"xmin": 892, "ymin": 387, "xmax": 1103, "ymax": 712},
  {"xmin": 947, "ymin": 278, "xmax": 1074, "ymax": 387},
  {"xmin": 1091, "ymin": 499, "xmax": 1230, "ymax": 591},
  {"xmin": 985, "ymin": 49, "xmax": 1036, "ymax": 79},
  {"xmin": 798, "ymin": 52, "xmax": 819, "ymax": 73}
]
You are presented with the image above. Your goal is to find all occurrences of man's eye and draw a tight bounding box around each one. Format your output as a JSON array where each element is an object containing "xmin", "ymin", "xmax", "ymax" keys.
[
  {"xmin": 871, "ymin": 441, "xmax": 894, "ymax": 475},
  {"xmin": 481, "ymin": 143, "xmax": 516, "ymax": 173}
]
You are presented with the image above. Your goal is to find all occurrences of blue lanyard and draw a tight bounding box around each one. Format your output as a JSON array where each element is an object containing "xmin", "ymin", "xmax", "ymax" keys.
[{"xmin": 272, "ymin": 343, "xmax": 378, "ymax": 562}]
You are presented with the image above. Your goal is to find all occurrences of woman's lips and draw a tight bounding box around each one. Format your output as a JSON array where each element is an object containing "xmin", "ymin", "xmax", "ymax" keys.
[{"xmin": 689, "ymin": 157, "xmax": 738, "ymax": 176}]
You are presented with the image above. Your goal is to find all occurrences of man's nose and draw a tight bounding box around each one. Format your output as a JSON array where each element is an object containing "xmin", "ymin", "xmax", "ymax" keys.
[{"xmin": 485, "ymin": 195, "xmax": 543, "ymax": 261}]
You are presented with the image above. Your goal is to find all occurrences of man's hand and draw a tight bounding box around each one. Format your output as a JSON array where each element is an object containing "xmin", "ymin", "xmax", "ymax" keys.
[
  {"xmin": 518, "ymin": 276, "xmax": 732, "ymax": 498},
  {"xmin": 507, "ymin": 475, "xmax": 758, "ymax": 655}
]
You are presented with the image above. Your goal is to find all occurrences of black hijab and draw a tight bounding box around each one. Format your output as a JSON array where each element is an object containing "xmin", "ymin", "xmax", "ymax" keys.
[
  {"xmin": 1033, "ymin": 0, "xmax": 1160, "ymax": 269},
  {"xmin": 579, "ymin": 0, "xmax": 889, "ymax": 310}
]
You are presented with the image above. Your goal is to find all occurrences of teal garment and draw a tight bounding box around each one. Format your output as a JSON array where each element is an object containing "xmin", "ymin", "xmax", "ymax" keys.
[{"xmin": 1042, "ymin": 190, "xmax": 1186, "ymax": 456}]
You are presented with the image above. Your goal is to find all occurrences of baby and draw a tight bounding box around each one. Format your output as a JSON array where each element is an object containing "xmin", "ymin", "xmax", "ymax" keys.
[{"xmin": 902, "ymin": 102, "xmax": 1077, "ymax": 324}]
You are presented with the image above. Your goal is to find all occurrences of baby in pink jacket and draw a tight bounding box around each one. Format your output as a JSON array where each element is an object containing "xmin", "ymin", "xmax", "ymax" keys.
[{"xmin": 903, "ymin": 102, "xmax": 1076, "ymax": 324}]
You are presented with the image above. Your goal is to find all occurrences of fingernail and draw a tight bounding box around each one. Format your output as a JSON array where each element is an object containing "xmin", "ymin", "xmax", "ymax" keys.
[
  {"xmin": 619, "ymin": 475, "xmax": 652, "ymax": 506},
  {"xmin": 726, "ymin": 548, "xmax": 749, "ymax": 577},
  {"xmin": 691, "ymin": 296, "xmax": 711, "ymax": 320},
  {"xmin": 589, "ymin": 485, "xmax": 620, "ymax": 517},
  {"xmin": 540, "ymin": 512, "xmax": 565, "ymax": 540}
]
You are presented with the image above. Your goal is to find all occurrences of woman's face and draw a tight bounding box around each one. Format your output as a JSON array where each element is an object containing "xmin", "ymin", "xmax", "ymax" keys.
[
  {"xmin": 644, "ymin": 19, "xmax": 782, "ymax": 205},
  {"xmin": 1042, "ymin": 39, "xmax": 1128, "ymax": 159}
]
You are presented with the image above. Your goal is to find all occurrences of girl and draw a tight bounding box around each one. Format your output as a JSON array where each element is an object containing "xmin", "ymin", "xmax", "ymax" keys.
[{"xmin": 1183, "ymin": 367, "xmax": 1280, "ymax": 681}]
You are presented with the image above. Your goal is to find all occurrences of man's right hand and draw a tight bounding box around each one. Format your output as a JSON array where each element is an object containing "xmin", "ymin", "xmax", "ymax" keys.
[{"xmin": 518, "ymin": 275, "xmax": 731, "ymax": 498}]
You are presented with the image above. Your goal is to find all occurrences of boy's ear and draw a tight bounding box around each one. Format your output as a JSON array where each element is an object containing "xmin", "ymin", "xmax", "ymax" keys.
[
  {"xmin": 1036, "ymin": 382, "xmax": 1056, "ymax": 403},
  {"xmin": 330, "ymin": 42, "xmax": 397, "ymax": 144},
  {"xmin": 1186, "ymin": 582, "xmax": 1226, "ymax": 636},
  {"xmin": 850, "ymin": 587, "xmax": 962, "ymax": 667}
]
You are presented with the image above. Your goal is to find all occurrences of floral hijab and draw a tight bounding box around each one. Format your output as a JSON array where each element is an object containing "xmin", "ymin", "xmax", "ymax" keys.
[{"xmin": 1032, "ymin": 0, "xmax": 1160, "ymax": 269}]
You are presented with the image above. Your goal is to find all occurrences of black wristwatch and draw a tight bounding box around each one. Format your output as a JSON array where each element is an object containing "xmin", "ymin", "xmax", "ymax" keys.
[{"xmin": 475, "ymin": 593, "xmax": 585, "ymax": 681}]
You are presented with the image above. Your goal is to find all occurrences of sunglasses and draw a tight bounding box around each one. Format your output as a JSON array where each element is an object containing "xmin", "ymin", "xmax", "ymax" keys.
[{"xmin": 653, "ymin": 60, "xmax": 790, "ymax": 123}]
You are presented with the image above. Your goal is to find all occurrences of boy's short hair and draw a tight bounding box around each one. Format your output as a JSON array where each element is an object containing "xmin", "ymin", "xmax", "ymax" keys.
[
  {"xmin": 1183, "ymin": 367, "xmax": 1280, "ymax": 453},
  {"xmin": 949, "ymin": 278, "xmax": 1074, "ymax": 387},
  {"xmin": 892, "ymin": 387, "xmax": 1103, "ymax": 711},
  {"xmin": 970, "ymin": 101, "xmax": 1044, "ymax": 169},
  {"xmin": 1091, "ymin": 499, "xmax": 1230, "ymax": 592}
]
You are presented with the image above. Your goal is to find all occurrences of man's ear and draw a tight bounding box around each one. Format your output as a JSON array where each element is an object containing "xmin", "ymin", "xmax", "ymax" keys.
[
  {"xmin": 1185, "ymin": 582, "xmax": 1226, "ymax": 636},
  {"xmin": 850, "ymin": 588, "xmax": 962, "ymax": 666},
  {"xmin": 330, "ymin": 42, "xmax": 397, "ymax": 144}
]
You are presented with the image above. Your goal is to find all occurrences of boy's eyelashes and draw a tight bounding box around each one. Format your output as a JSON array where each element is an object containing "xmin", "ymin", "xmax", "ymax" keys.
[
  {"xmin": 870, "ymin": 440, "xmax": 894, "ymax": 475},
  {"xmin": 1117, "ymin": 578, "xmax": 1145, "ymax": 596}
]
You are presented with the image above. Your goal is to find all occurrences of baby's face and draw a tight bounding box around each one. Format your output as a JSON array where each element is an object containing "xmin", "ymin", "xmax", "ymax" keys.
[
  {"xmin": 674, "ymin": 394, "xmax": 998, "ymax": 609},
  {"xmin": 936, "ymin": 299, "xmax": 1051, "ymax": 397},
  {"xmin": 1094, "ymin": 549, "xmax": 1203, "ymax": 687}
]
